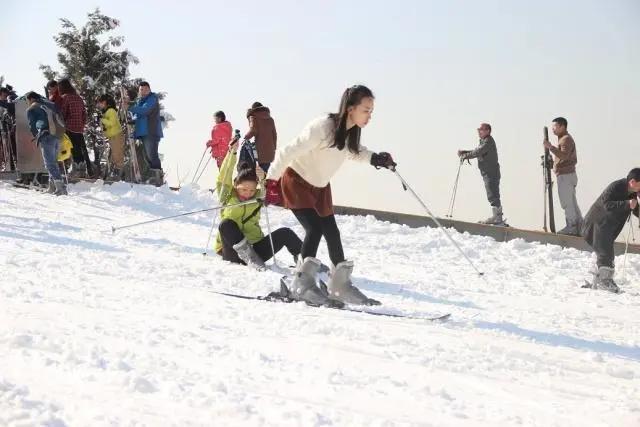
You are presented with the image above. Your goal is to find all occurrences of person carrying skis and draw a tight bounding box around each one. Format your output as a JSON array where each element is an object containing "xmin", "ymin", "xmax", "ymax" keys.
[
  {"xmin": 215, "ymin": 138, "xmax": 303, "ymax": 269},
  {"xmin": 543, "ymin": 117, "xmax": 583, "ymax": 235},
  {"xmin": 97, "ymin": 94, "xmax": 125, "ymax": 179},
  {"xmin": 581, "ymin": 168, "xmax": 640, "ymax": 293},
  {"xmin": 25, "ymin": 92, "xmax": 67, "ymax": 195},
  {"xmin": 458, "ymin": 123, "xmax": 506, "ymax": 225},
  {"xmin": 126, "ymin": 81, "xmax": 164, "ymax": 186},
  {"xmin": 263, "ymin": 85, "xmax": 396, "ymax": 306},
  {"xmin": 206, "ymin": 110, "xmax": 232, "ymax": 168}
]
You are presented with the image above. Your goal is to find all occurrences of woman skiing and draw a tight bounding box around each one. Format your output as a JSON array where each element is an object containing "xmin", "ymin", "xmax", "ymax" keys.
[
  {"xmin": 264, "ymin": 85, "xmax": 396, "ymax": 306},
  {"xmin": 215, "ymin": 139, "xmax": 303, "ymax": 269}
]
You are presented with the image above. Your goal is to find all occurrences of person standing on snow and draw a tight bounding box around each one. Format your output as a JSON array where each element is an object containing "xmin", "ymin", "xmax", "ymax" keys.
[
  {"xmin": 25, "ymin": 92, "xmax": 66, "ymax": 195},
  {"xmin": 214, "ymin": 138, "xmax": 303, "ymax": 269},
  {"xmin": 458, "ymin": 123, "xmax": 506, "ymax": 225},
  {"xmin": 46, "ymin": 80, "xmax": 63, "ymax": 110},
  {"xmin": 206, "ymin": 110, "xmax": 232, "ymax": 169},
  {"xmin": 126, "ymin": 81, "xmax": 164, "ymax": 186},
  {"xmin": 264, "ymin": 85, "xmax": 396, "ymax": 306},
  {"xmin": 243, "ymin": 102, "xmax": 277, "ymax": 173},
  {"xmin": 581, "ymin": 168, "xmax": 640, "ymax": 293},
  {"xmin": 96, "ymin": 94, "xmax": 125, "ymax": 179},
  {"xmin": 59, "ymin": 78, "xmax": 92, "ymax": 178},
  {"xmin": 543, "ymin": 117, "xmax": 583, "ymax": 235}
]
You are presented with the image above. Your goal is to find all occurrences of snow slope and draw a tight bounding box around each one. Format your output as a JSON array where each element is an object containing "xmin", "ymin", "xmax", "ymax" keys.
[{"xmin": 1, "ymin": 181, "xmax": 639, "ymax": 426}]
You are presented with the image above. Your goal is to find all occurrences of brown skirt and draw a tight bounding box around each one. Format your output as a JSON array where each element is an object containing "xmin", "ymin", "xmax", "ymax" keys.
[{"xmin": 281, "ymin": 167, "xmax": 333, "ymax": 217}]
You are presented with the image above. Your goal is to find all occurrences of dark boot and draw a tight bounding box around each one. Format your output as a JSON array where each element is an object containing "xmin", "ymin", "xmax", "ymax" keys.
[
  {"xmin": 147, "ymin": 168, "xmax": 163, "ymax": 186},
  {"xmin": 593, "ymin": 266, "xmax": 619, "ymax": 293},
  {"xmin": 53, "ymin": 179, "xmax": 68, "ymax": 196}
]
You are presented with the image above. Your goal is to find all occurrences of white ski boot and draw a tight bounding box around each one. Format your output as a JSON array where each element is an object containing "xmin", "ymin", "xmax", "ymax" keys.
[
  {"xmin": 287, "ymin": 257, "xmax": 339, "ymax": 306},
  {"xmin": 326, "ymin": 260, "xmax": 381, "ymax": 306},
  {"xmin": 479, "ymin": 206, "xmax": 506, "ymax": 226},
  {"xmin": 233, "ymin": 238, "xmax": 266, "ymax": 271}
]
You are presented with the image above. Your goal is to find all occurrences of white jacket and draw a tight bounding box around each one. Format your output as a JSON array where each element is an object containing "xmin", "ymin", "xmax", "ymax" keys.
[{"xmin": 266, "ymin": 116, "xmax": 373, "ymax": 188}]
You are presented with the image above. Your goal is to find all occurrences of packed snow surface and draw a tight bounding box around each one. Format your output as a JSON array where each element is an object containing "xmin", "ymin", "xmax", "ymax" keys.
[{"xmin": 1, "ymin": 181, "xmax": 639, "ymax": 426}]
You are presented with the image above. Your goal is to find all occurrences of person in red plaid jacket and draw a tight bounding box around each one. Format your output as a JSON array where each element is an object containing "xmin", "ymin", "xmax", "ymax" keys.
[{"xmin": 59, "ymin": 79, "xmax": 92, "ymax": 177}]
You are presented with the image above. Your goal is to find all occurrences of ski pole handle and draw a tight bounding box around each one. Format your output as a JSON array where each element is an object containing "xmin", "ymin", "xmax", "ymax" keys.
[{"xmin": 543, "ymin": 126, "xmax": 549, "ymax": 141}]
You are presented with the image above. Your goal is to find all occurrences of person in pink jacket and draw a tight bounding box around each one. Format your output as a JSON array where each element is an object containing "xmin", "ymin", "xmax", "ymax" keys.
[{"xmin": 206, "ymin": 111, "xmax": 232, "ymax": 168}]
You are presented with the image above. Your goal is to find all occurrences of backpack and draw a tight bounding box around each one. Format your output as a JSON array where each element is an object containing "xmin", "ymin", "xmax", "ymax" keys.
[
  {"xmin": 40, "ymin": 101, "xmax": 66, "ymax": 138},
  {"xmin": 238, "ymin": 140, "xmax": 257, "ymax": 170}
]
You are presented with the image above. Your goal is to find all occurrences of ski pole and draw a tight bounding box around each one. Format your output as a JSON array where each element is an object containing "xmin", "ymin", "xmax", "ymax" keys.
[
  {"xmin": 446, "ymin": 159, "xmax": 463, "ymax": 218},
  {"xmin": 392, "ymin": 169, "xmax": 485, "ymax": 277},
  {"xmin": 202, "ymin": 214, "xmax": 218, "ymax": 256},
  {"xmin": 110, "ymin": 198, "xmax": 260, "ymax": 234},
  {"xmin": 191, "ymin": 147, "xmax": 208, "ymax": 184},
  {"xmin": 263, "ymin": 203, "xmax": 279, "ymax": 268},
  {"xmin": 621, "ymin": 214, "xmax": 633, "ymax": 282},
  {"xmin": 194, "ymin": 156, "xmax": 212, "ymax": 185}
]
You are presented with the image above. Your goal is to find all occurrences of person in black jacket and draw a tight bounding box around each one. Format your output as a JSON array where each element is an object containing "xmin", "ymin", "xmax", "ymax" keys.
[{"xmin": 581, "ymin": 168, "xmax": 640, "ymax": 293}]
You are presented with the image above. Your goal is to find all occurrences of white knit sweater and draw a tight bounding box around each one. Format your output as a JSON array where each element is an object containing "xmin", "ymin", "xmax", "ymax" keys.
[{"xmin": 266, "ymin": 116, "xmax": 373, "ymax": 188}]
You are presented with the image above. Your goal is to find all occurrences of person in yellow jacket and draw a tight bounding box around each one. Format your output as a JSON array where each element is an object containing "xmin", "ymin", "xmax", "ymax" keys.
[
  {"xmin": 97, "ymin": 94, "xmax": 125, "ymax": 178},
  {"xmin": 215, "ymin": 138, "xmax": 303, "ymax": 270}
]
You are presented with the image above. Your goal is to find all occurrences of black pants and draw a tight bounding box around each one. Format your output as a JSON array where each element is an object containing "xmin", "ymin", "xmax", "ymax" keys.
[
  {"xmin": 67, "ymin": 131, "xmax": 93, "ymax": 175},
  {"xmin": 218, "ymin": 219, "xmax": 301, "ymax": 264},
  {"xmin": 481, "ymin": 169, "xmax": 501, "ymax": 208},
  {"xmin": 292, "ymin": 209, "xmax": 344, "ymax": 266},
  {"xmin": 586, "ymin": 231, "xmax": 615, "ymax": 268}
]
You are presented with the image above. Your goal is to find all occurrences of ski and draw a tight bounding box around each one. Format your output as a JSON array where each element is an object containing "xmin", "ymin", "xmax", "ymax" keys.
[
  {"xmin": 119, "ymin": 86, "xmax": 143, "ymax": 184},
  {"xmin": 210, "ymin": 287, "xmax": 451, "ymax": 322},
  {"xmin": 12, "ymin": 182, "xmax": 49, "ymax": 193}
]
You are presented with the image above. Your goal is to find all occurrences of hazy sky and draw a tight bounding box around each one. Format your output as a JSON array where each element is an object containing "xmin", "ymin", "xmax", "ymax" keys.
[{"xmin": 3, "ymin": 0, "xmax": 639, "ymax": 231}]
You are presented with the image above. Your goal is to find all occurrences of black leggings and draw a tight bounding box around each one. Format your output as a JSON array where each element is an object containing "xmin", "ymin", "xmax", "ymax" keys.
[
  {"xmin": 292, "ymin": 209, "xmax": 344, "ymax": 266},
  {"xmin": 218, "ymin": 219, "xmax": 301, "ymax": 264},
  {"xmin": 67, "ymin": 131, "xmax": 93, "ymax": 174}
]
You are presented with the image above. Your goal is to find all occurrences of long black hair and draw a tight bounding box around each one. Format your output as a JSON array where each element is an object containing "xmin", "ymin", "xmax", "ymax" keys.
[
  {"xmin": 328, "ymin": 85, "xmax": 374, "ymax": 154},
  {"xmin": 57, "ymin": 78, "xmax": 77, "ymax": 96},
  {"xmin": 97, "ymin": 94, "xmax": 117, "ymax": 111}
]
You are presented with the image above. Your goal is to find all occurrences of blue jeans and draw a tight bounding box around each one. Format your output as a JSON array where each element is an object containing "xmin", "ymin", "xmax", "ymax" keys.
[
  {"xmin": 142, "ymin": 135, "xmax": 162, "ymax": 169},
  {"xmin": 39, "ymin": 134, "xmax": 62, "ymax": 180}
]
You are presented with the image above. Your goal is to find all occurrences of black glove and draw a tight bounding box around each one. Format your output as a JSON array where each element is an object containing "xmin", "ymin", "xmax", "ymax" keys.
[
  {"xmin": 370, "ymin": 152, "xmax": 396, "ymax": 170},
  {"xmin": 457, "ymin": 150, "xmax": 471, "ymax": 159}
]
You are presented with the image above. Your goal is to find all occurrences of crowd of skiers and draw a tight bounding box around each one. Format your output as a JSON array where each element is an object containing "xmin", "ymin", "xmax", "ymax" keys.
[
  {"xmin": 3, "ymin": 76, "xmax": 639, "ymax": 298},
  {"xmin": 0, "ymin": 79, "xmax": 165, "ymax": 192}
]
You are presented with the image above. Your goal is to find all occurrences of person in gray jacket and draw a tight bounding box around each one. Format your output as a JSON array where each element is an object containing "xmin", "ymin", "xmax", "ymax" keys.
[{"xmin": 458, "ymin": 123, "xmax": 505, "ymax": 225}]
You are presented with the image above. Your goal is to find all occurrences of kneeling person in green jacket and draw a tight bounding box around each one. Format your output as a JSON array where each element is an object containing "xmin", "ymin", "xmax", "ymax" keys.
[{"xmin": 215, "ymin": 140, "xmax": 303, "ymax": 270}]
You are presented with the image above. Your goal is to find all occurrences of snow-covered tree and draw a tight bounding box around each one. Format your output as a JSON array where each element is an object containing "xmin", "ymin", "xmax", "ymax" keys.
[{"xmin": 40, "ymin": 8, "xmax": 174, "ymax": 174}]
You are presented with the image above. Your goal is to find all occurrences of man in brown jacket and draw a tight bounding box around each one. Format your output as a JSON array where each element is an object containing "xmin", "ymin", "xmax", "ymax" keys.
[
  {"xmin": 244, "ymin": 102, "xmax": 277, "ymax": 173},
  {"xmin": 543, "ymin": 117, "xmax": 583, "ymax": 235}
]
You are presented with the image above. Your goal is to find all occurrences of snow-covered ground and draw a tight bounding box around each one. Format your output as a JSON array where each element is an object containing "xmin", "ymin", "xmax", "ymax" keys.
[{"xmin": 1, "ymin": 181, "xmax": 639, "ymax": 426}]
